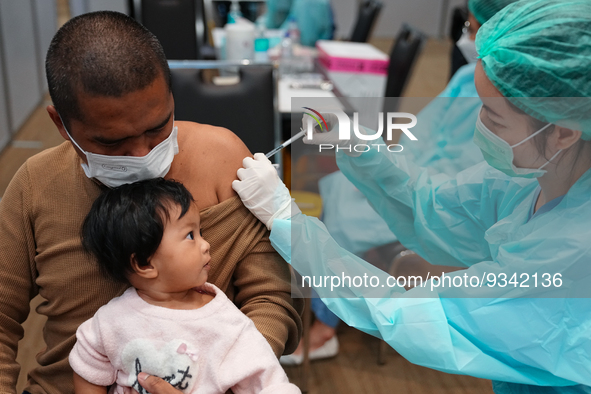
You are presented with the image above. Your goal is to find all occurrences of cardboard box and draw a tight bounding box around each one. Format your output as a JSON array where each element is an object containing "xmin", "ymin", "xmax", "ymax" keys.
[{"xmin": 316, "ymin": 40, "xmax": 390, "ymax": 75}]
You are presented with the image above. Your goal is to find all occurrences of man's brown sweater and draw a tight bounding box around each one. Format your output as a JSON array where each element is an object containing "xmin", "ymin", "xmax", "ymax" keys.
[{"xmin": 0, "ymin": 142, "xmax": 302, "ymax": 394}]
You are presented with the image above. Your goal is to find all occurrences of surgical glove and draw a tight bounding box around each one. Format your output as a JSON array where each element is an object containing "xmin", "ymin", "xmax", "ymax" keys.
[
  {"xmin": 232, "ymin": 153, "xmax": 301, "ymax": 230},
  {"xmin": 301, "ymin": 113, "xmax": 363, "ymax": 157}
]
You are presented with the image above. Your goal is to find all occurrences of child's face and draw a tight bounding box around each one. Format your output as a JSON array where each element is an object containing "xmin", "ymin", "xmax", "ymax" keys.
[{"xmin": 149, "ymin": 203, "xmax": 211, "ymax": 292}]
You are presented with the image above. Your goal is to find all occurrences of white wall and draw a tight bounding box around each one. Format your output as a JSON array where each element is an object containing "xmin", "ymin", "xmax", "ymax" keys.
[
  {"xmin": 33, "ymin": 0, "xmax": 58, "ymax": 92},
  {"xmin": 0, "ymin": 0, "xmax": 43, "ymax": 132},
  {"xmin": 0, "ymin": 44, "xmax": 9, "ymax": 150},
  {"xmin": 0, "ymin": 0, "xmax": 57, "ymax": 152},
  {"xmin": 332, "ymin": 0, "xmax": 357, "ymax": 40},
  {"xmin": 201, "ymin": 0, "xmax": 465, "ymax": 39},
  {"xmin": 333, "ymin": 0, "xmax": 467, "ymax": 39},
  {"xmin": 69, "ymin": 0, "xmax": 129, "ymax": 17},
  {"xmin": 200, "ymin": 0, "xmax": 466, "ymax": 40}
]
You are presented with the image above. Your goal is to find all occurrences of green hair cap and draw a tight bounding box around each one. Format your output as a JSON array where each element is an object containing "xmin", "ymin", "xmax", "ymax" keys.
[
  {"xmin": 468, "ymin": 0, "xmax": 520, "ymax": 25},
  {"xmin": 476, "ymin": 0, "xmax": 591, "ymax": 139}
]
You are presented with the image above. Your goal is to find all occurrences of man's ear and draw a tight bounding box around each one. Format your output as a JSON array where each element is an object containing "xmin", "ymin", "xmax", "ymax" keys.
[
  {"xmin": 130, "ymin": 254, "xmax": 158, "ymax": 279},
  {"xmin": 46, "ymin": 105, "xmax": 69, "ymax": 141},
  {"xmin": 47, "ymin": 106, "xmax": 88, "ymax": 163}
]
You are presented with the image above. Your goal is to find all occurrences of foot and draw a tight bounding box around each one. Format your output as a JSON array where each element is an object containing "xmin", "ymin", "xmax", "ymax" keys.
[
  {"xmin": 293, "ymin": 319, "xmax": 336, "ymax": 355},
  {"xmin": 280, "ymin": 337, "xmax": 339, "ymax": 366},
  {"xmin": 280, "ymin": 320, "xmax": 338, "ymax": 366}
]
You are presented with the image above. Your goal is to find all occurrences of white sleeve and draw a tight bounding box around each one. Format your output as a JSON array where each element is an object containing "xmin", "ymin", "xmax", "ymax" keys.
[
  {"xmin": 68, "ymin": 316, "xmax": 117, "ymax": 386},
  {"xmin": 216, "ymin": 320, "xmax": 301, "ymax": 394}
]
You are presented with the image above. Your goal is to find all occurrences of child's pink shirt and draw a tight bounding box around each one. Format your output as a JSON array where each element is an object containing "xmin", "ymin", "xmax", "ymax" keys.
[{"xmin": 69, "ymin": 283, "xmax": 300, "ymax": 394}]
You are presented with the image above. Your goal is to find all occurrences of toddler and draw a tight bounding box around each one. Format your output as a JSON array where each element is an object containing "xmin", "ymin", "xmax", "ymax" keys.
[{"xmin": 69, "ymin": 178, "xmax": 300, "ymax": 394}]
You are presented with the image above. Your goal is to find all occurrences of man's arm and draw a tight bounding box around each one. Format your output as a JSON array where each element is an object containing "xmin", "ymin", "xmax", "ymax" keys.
[
  {"xmin": 207, "ymin": 128, "xmax": 303, "ymax": 356},
  {"xmin": 233, "ymin": 230, "xmax": 304, "ymax": 357},
  {"xmin": 73, "ymin": 373, "xmax": 107, "ymax": 394},
  {"xmin": 173, "ymin": 123, "xmax": 303, "ymax": 356},
  {"xmin": 0, "ymin": 163, "xmax": 39, "ymax": 391}
]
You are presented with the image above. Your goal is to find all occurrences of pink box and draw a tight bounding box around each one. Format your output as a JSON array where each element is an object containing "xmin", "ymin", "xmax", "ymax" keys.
[{"xmin": 316, "ymin": 40, "xmax": 390, "ymax": 75}]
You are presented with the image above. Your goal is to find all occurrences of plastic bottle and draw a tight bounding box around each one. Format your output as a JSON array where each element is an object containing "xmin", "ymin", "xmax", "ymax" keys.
[
  {"xmin": 287, "ymin": 16, "xmax": 300, "ymax": 46},
  {"xmin": 280, "ymin": 31, "xmax": 293, "ymax": 75},
  {"xmin": 226, "ymin": 20, "xmax": 255, "ymax": 61},
  {"xmin": 254, "ymin": 37, "xmax": 270, "ymax": 63},
  {"xmin": 281, "ymin": 31, "xmax": 293, "ymax": 59},
  {"xmin": 254, "ymin": 24, "xmax": 270, "ymax": 63},
  {"xmin": 227, "ymin": 1, "xmax": 242, "ymax": 24}
]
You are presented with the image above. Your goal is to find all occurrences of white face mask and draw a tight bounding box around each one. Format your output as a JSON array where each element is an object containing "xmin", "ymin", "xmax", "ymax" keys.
[
  {"xmin": 473, "ymin": 108, "xmax": 562, "ymax": 178},
  {"xmin": 62, "ymin": 118, "xmax": 179, "ymax": 188},
  {"xmin": 456, "ymin": 30, "xmax": 479, "ymax": 64}
]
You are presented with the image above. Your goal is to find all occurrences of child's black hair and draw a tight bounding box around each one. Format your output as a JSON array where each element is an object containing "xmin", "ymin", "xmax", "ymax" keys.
[{"xmin": 81, "ymin": 178, "xmax": 194, "ymax": 283}]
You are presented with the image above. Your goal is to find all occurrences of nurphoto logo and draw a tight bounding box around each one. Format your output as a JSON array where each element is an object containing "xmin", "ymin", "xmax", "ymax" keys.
[{"xmin": 304, "ymin": 108, "xmax": 418, "ymax": 154}]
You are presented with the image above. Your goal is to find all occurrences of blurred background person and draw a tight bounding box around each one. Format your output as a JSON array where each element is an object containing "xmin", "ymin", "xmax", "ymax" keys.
[{"xmin": 264, "ymin": 0, "xmax": 335, "ymax": 46}]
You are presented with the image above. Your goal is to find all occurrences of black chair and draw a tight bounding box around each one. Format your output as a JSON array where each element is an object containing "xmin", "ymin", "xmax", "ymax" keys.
[
  {"xmin": 211, "ymin": 1, "xmax": 265, "ymax": 27},
  {"xmin": 170, "ymin": 63, "xmax": 276, "ymax": 155},
  {"xmin": 450, "ymin": 5, "xmax": 468, "ymax": 42},
  {"xmin": 383, "ymin": 24, "xmax": 426, "ymax": 109},
  {"xmin": 131, "ymin": 0, "xmax": 215, "ymax": 60},
  {"xmin": 449, "ymin": 5, "xmax": 469, "ymax": 79},
  {"xmin": 349, "ymin": 0, "xmax": 383, "ymax": 43}
]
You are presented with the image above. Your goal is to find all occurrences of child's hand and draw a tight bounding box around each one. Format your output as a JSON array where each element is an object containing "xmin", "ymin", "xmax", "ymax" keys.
[{"xmin": 133, "ymin": 372, "xmax": 183, "ymax": 394}]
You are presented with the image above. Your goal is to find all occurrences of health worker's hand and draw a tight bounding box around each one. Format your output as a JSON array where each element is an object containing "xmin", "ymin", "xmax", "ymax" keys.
[
  {"xmin": 301, "ymin": 113, "xmax": 342, "ymax": 145},
  {"xmin": 232, "ymin": 153, "xmax": 300, "ymax": 230},
  {"xmin": 301, "ymin": 113, "xmax": 362, "ymax": 157},
  {"xmin": 132, "ymin": 373, "xmax": 182, "ymax": 394}
]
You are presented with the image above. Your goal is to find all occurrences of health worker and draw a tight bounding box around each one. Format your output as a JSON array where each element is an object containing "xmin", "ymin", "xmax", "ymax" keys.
[
  {"xmin": 264, "ymin": 0, "xmax": 334, "ymax": 46},
  {"xmin": 232, "ymin": 0, "xmax": 591, "ymax": 392},
  {"xmin": 284, "ymin": 0, "xmax": 521, "ymax": 366},
  {"xmin": 317, "ymin": 0, "xmax": 524, "ymax": 261}
]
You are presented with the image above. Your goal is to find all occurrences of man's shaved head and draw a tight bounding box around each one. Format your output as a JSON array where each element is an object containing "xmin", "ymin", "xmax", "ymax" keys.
[{"xmin": 45, "ymin": 11, "xmax": 171, "ymax": 126}]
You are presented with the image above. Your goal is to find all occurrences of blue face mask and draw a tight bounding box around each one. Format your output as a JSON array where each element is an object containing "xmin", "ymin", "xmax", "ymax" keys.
[{"xmin": 473, "ymin": 108, "xmax": 562, "ymax": 178}]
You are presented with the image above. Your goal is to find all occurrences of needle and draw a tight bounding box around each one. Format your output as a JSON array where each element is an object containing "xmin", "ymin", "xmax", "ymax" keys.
[{"xmin": 265, "ymin": 128, "xmax": 307, "ymax": 158}]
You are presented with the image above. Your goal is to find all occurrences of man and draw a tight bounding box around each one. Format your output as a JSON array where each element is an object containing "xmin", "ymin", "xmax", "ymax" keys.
[{"xmin": 0, "ymin": 11, "xmax": 302, "ymax": 393}]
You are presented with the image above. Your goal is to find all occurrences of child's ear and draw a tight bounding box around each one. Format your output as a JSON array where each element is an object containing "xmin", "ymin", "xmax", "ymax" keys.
[{"xmin": 130, "ymin": 254, "xmax": 158, "ymax": 279}]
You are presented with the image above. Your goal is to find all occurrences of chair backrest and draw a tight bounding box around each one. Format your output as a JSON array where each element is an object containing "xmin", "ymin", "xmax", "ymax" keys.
[
  {"xmin": 132, "ymin": 0, "xmax": 209, "ymax": 60},
  {"xmin": 450, "ymin": 5, "xmax": 468, "ymax": 42},
  {"xmin": 383, "ymin": 24, "xmax": 426, "ymax": 100},
  {"xmin": 349, "ymin": 0, "xmax": 383, "ymax": 43},
  {"xmin": 170, "ymin": 64, "xmax": 276, "ymax": 155},
  {"xmin": 449, "ymin": 6, "xmax": 469, "ymax": 79},
  {"xmin": 211, "ymin": 1, "xmax": 263, "ymax": 27}
]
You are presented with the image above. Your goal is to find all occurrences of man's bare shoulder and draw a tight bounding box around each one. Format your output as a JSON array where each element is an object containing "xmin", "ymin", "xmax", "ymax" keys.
[{"xmin": 170, "ymin": 121, "xmax": 253, "ymax": 206}]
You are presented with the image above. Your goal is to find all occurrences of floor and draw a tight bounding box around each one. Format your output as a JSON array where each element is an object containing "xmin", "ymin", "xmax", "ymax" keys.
[
  {"xmin": 2, "ymin": 3, "xmax": 491, "ymax": 392},
  {"xmin": 284, "ymin": 325, "xmax": 492, "ymax": 393}
]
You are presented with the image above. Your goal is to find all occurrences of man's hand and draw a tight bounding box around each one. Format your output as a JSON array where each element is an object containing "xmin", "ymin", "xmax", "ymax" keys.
[{"xmin": 133, "ymin": 373, "xmax": 182, "ymax": 394}]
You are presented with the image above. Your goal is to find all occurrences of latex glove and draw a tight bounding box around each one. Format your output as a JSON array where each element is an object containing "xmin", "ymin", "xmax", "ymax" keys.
[
  {"xmin": 301, "ymin": 112, "xmax": 362, "ymax": 157},
  {"xmin": 232, "ymin": 153, "xmax": 301, "ymax": 230}
]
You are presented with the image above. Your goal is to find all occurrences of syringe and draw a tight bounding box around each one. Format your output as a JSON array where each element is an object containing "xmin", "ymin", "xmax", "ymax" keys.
[{"xmin": 265, "ymin": 128, "xmax": 307, "ymax": 158}]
